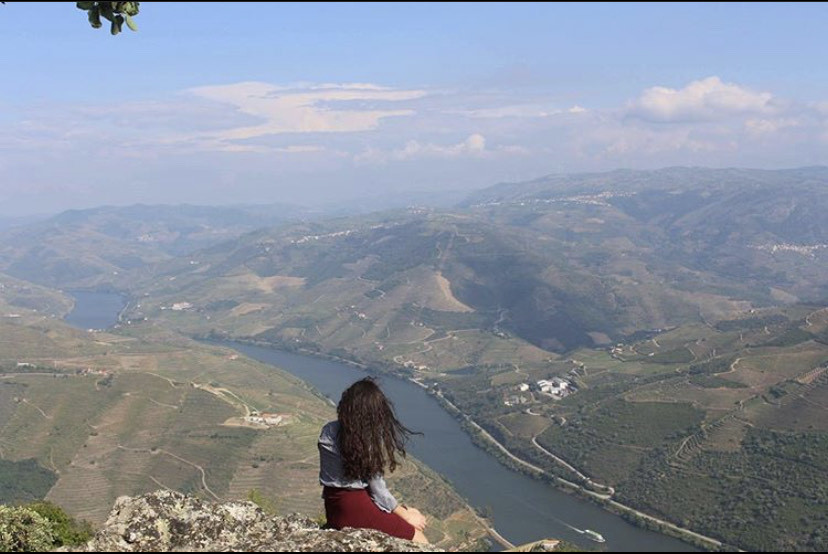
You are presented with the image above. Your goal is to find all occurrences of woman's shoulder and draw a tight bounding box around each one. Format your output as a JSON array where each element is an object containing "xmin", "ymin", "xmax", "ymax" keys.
[{"xmin": 319, "ymin": 420, "xmax": 340, "ymax": 443}]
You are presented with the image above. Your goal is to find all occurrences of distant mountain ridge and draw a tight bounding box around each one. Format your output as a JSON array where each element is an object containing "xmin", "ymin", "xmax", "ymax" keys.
[
  {"xmin": 1, "ymin": 167, "xmax": 826, "ymax": 551},
  {"xmin": 461, "ymin": 166, "xmax": 828, "ymax": 205},
  {"xmin": 0, "ymin": 203, "xmax": 310, "ymax": 289},
  {"xmin": 116, "ymin": 167, "xmax": 828, "ymax": 357}
]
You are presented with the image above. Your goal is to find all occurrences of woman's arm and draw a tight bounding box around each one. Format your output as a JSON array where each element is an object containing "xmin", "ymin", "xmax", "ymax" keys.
[
  {"xmin": 366, "ymin": 474, "xmax": 398, "ymax": 513},
  {"xmin": 368, "ymin": 475, "xmax": 426, "ymax": 531},
  {"xmin": 368, "ymin": 475, "xmax": 427, "ymax": 531}
]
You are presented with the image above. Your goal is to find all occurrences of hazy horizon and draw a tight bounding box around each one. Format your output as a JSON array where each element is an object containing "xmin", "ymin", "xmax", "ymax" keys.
[
  {"xmin": 3, "ymin": 3, "xmax": 828, "ymax": 213},
  {"xmin": 1, "ymin": 163, "xmax": 826, "ymax": 220}
]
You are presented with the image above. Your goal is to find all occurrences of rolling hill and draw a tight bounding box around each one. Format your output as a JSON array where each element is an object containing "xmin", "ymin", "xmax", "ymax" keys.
[
  {"xmin": 446, "ymin": 303, "xmax": 828, "ymax": 551},
  {"xmin": 2, "ymin": 167, "xmax": 827, "ymax": 550},
  {"xmin": 113, "ymin": 167, "xmax": 828, "ymax": 551},
  {"xmin": 120, "ymin": 168, "xmax": 828, "ymax": 360},
  {"xmin": 0, "ymin": 284, "xmax": 488, "ymax": 550},
  {"xmin": 0, "ymin": 203, "xmax": 309, "ymax": 290}
]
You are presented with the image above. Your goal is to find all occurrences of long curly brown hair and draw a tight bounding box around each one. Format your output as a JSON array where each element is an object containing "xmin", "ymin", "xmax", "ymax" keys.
[{"xmin": 337, "ymin": 377, "xmax": 418, "ymax": 481}]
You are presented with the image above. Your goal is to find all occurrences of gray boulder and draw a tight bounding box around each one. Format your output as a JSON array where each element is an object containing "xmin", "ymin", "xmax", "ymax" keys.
[{"xmin": 63, "ymin": 490, "xmax": 437, "ymax": 552}]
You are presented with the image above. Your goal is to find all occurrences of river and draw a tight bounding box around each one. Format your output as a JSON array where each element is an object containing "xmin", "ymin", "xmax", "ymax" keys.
[
  {"xmin": 64, "ymin": 290, "xmax": 126, "ymax": 330},
  {"xmin": 66, "ymin": 291, "xmax": 698, "ymax": 552}
]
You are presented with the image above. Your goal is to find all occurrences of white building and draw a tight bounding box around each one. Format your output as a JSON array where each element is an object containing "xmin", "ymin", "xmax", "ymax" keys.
[
  {"xmin": 504, "ymin": 395, "xmax": 529, "ymax": 406},
  {"xmin": 244, "ymin": 413, "xmax": 284, "ymax": 426},
  {"xmin": 537, "ymin": 377, "xmax": 571, "ymax": 395}
]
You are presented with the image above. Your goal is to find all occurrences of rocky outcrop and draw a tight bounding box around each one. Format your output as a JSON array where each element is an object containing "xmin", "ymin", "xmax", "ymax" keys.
[{"xmin": 62, "ymin": 491, "xmax": 437, "ymax": 552}]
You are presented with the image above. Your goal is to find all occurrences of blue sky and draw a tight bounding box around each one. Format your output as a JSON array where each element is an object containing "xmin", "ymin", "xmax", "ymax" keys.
[{"xmin": 2, "ymin": 2, "xmax": 828, "ymax": 214}]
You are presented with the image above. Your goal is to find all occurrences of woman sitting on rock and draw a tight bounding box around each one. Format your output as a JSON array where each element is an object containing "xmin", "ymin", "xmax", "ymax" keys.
[{"xmin": 318, "ymin": 377, "xmax": 428, "ymax": 544}]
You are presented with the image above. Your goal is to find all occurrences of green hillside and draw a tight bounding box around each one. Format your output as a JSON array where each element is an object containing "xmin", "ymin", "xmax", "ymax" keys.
[
  {"xmin": 111, "ymin": 168, "xmax": 828, "ymax": 551},
  {"xmin": 0, "ymin": 305, "xmax": 487, "ymax": 550},
  {"xmin": 448, "ymin": 304, "xmax": 828, "ymax": 552},
  {"xmin": 3, "ymin": 167, "xmax": 828, "ymax": 551}
]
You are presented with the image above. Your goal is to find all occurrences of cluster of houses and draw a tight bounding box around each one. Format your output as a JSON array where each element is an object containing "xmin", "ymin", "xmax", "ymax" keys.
[
  {"xmin": 161, "ymin": 302, "xmax": 193, "ymax": 311},
  {"xmin": 536, "ymin": 377, "xmax": 572, "ymax": 396},
  {"xmin": 8, "ymin": 362, "xmax": 111, "ymax": 378},
  {"xmin": 504, "ymin": 376, "xmax": 577, "ymax": 406},
  {"xmin": 78, "ymin": 367, "xmax": 110, "ymax": 376},
  {"xmin": 401, "ymin": 359, "xmax": 429, "ymax": 371},
  {"xmin": 393, "ymin": 354, "xmax": 429, "ymax": 372},
  {"xmin": 503, "ymin": 393, "xmax": 530, "ymax": 407},
  {"xmin": 243, "ymin": 412, "xmax": 289, "ymax": 427},
  {"xmin": 345, "ymin": 305, "xmax": 368, "ymax": 320},
  {"xmin": 610, "ymin": 344, "xmax": 625, "ymax": 356}
]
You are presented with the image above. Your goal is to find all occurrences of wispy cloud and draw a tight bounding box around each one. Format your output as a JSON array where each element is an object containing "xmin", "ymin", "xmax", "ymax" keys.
[
  {"xmin": 355, "ymin": 133, "xmax": 487, "ymax": 164},
  {"xmin": 450, "ymin": 104, "xmax": 587, "ymax": 119},
  {"xmin": 185, "ymin": 82, "xmax": 427, "ymax": 148},
  {"xmin": 2, "ymin": 76, "xmax": 828, "ymax": 213}
]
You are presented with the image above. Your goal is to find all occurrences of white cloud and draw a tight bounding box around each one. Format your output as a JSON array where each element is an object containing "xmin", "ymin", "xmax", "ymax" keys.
[
  {"xmin": 215, "ymin": 144, "xmax": 326, "ymax": 154},
  {"xmin": 451, "ymin": 104, "xmax": 587, "ymax": 119},
  {"xmin": 447, "ymin": 104, "xmax": 586, "ymax": 119},
  {"xmin": 5, "ymin": 76, "xmax": 828, "ymax": 215},
  {"xmin": 598, "ymin": 125, "xmax": 721, "ymax": 156},
  {"xmin": 496, "ymin": 144, "xmax": 533, "ymax": 155},
  {"xmin": 462, "ymin": 133, "xmax": 486, "ymax": 152},
  {"xmin": 355, "ymin": 133, "xmax": 487, "ymax": 164},
  {"xmin": 630, "ymin": 76, "xmax": 774, "ymax": 122},
  {"xmin": 744, "ymin": 117, "xmax": 802, "ymax": 136},
  {"xmin": 186, "ymin": 82, "xmax": 427, "ymax": 146}
]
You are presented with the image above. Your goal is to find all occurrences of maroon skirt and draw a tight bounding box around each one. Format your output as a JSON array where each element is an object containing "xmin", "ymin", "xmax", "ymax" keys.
[{"xmin": 323, "ymin": 486, "xmax": 415, "ymax": 540}]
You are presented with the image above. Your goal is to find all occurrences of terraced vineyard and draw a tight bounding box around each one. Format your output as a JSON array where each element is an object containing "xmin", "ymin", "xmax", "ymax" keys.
[
  {"xmin": 455, "ymin": 305, "xmax": 828, "ymax": 551},
  {"xmin": 0, "ymin": 302, "xmax": 488, "ymax": 550},
  {"xmin": 3, "ymin": 167, "xmax": 828, "ymax": 551}
]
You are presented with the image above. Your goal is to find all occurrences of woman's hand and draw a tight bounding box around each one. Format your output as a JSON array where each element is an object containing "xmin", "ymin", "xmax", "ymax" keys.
[{"xmin": 394, "ymin": 505, "xmax": 427, "ymax": 531}]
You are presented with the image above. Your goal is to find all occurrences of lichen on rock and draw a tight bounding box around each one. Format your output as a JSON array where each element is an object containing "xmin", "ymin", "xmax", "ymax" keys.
[{"xmin": 62, "ymin": 490, "xmax": 438, "ymax": 552}]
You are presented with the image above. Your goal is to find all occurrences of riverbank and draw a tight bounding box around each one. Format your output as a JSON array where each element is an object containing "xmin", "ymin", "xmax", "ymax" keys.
[
  {"xmin": 429, "ymin": 387, "xmax": 726, "ymax": 551},
  {"xmin": 65, "ymin": 292, "xmax": 701, "ymax": 552},
  {"xmin": 219, "ymin": 336, "xmax": 718, "ymax": 551}
]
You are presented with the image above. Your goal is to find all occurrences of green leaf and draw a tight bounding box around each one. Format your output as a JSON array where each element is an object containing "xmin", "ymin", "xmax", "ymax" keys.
[
  {"xmin": 77, "ymin": 0, "xmax": 141, "ymax": 35},
  {"xmin": 88, "ymin": 6, "xmax": 102, "ymax": 29},
  {"xmin": 121, "ymin": 2, "xmax": 140, "ymax": 16},
  {"xmin": 100, "ymin": 2, "xmax": 114, "ymax": 22},
  {"xmin": 110, "ymin": 15, "xmax": 124, "ymax": 35}
]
